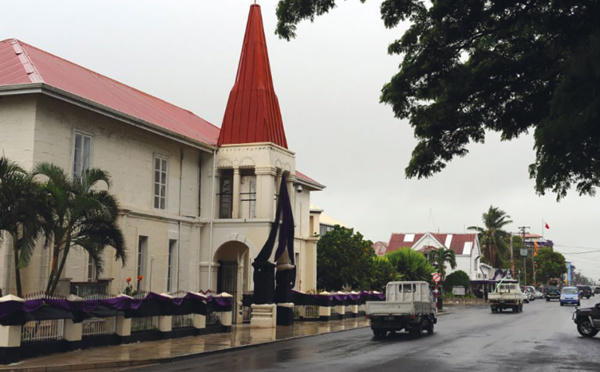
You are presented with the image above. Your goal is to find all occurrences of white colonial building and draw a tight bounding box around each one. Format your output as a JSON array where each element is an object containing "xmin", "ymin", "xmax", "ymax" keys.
[
  {"xmin": 0, "ymin": 4, "xmax": 324, "ymax": 322},
  {"xmin": 381, "ymin": 232, "xmax": 483, "ymax": 280}
]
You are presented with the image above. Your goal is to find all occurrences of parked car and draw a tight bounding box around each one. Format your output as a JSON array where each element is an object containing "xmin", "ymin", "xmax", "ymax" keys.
[
  {"xmin": 578, "ymin": 285, "xmax": 593, "ymax": 299},
  {"xmin": 546, "ymin": 286, "xmax": 561, "ymax": 301},
  {"xmin": 525, "ymin": 286, "xmax": 537, "ymax": 301},
  {"xmin": 594, "ymin": 286, "xmax": 600, "ymax": 295},
  {"xmin": 572, "ymin": 302, "xmax": 600, "ymax": 337},
  {"xmin": 535, "ymin": 289, "xmax": 544, "ymax": 299},
  {"xmin": 560, "ymin": 286, "xmax": 581, "ymax": 306}
]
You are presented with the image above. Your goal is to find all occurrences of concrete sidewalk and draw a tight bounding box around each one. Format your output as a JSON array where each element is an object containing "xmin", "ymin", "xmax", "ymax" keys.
[{"xmin": 0, "ymin": 318, "xmax": 370, "ymax": 371}]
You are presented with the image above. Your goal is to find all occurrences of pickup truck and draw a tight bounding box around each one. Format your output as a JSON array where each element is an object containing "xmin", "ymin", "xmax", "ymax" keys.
[
  {"xmin": 488, "ymin": 283, "xmax": 524, "ymax": 313},
  {"xmin": 365, "ymin": 281, "xmax": 437, "ymax": 337}
]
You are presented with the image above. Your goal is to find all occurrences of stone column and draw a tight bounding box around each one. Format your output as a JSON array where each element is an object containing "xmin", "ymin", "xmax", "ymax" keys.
[
  {"xmin": 158, "ymin": 315, "xmax": 173, "ymax": 336},
  {"xmin": 115, "ymin": 315, "xmax": 132, "ymax": 343},
  {"xmin": 255, "ymin": 167, "xmax": 274, "ymax": 219},
  {"xmin": 64, "ymin": 319, "xmax": 83, "ymax": 350},
  {"xmin": 0, "ymin": 323, "xmax": 22, "ymax": 364},
  {"xmin": 232, "ymin": 167, "xmax": 240, "ymax": 219}
]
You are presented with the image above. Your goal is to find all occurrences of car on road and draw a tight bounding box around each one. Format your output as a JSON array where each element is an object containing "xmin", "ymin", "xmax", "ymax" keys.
[
  {"xmin": 535, "ymin": 289, "xmax": 544, "ymax": 299},
  {"xmin": 525, "ymin": 286, "xmax": 537, "ymax": 301},
  {"xmin": 560, "ymin": 286, "xmax": 581, "ymax": 306},
  {"xmin": 577, "ymin": 285, "xmax": 593, "ymax": 299},
  {"xmin": 573, "ymin": 302, "xmax": 600, "ymax": 337},
  {"xmin": 545, "ymin": 286, "xmax": 561, "ymax": 301}
]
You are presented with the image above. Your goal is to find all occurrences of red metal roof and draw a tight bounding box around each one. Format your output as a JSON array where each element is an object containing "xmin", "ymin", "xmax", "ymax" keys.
[
  {"xmin": 387, "ymin": 233, "xmax": 478, "ymax": 256},
  {"xmin": 218, "ymin": 4, "xmax": 288, "ymax": 148},
  {"xmin": 0, "ymin": 38, "xmax": 220, "ymax": 147}
]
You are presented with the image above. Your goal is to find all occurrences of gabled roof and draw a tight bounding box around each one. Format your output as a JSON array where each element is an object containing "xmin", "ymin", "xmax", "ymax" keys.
[
  {"xmin": 387, "ymin": 232, "xmax": 479, "ymax": 256},
  {"xmin": 0, "ymin": 38, "xmax": 220, "ymax": 147},
  {"xmin": 218, "ymin": 4, "xmax": 288, "ymax": 148}
]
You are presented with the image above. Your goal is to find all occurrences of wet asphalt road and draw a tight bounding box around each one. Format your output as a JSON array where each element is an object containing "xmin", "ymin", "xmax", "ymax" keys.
[{"xmin": 135, "ymin": 297, "xmax": 600, "ymax": 372}]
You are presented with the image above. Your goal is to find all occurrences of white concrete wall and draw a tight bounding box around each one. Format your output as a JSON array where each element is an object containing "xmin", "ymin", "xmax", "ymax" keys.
[{"xmin": 1, "ymin": 94, "xmax": 321, "ymax": 300}]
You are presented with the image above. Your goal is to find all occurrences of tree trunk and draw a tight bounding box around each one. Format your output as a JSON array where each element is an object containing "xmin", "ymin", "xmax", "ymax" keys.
[
  {"xmin": 13, "ymin": 243, "xmax": 22, "ymax": 298},
  {"xmin": 46, "ymin": 241, "xmax": 61, "ymax": 294}
]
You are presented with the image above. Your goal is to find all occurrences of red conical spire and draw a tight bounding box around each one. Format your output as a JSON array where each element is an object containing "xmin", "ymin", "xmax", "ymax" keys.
[{"xmin": 218, "ymin": 4, "xmax": 288, "ymax": 148}]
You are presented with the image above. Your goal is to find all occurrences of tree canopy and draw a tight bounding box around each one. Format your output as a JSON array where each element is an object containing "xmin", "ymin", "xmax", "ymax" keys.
[
  {"xmin": 317, "ymin": 225, "xmax": 375, "ymax": 291},
  {"xmin": 468, "ymin": 206, "xmax": 512, "ymax": 267},
  {"xmin": 534, "ymin": 246, "xmax": 567, "ymax": 284},
  {"xmin": 385, "ymin": 248, "xmax": 434, "ymax": 282},
  {"xmin": 275, "ymin": 0, "xmax": 600, "ymax": 199},
  {"xmin": 427, "ymin": 246, "xmax": 456, "ymax": 282}
]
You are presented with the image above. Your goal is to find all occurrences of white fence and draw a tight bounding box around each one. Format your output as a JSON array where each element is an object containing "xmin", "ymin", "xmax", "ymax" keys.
[
  {"xmin": 131, "ymin": 316, "xmax": 158, "ymax": 332},
  {"xmin": 82, "ymin": 317, "xmax": 117, "ymax": 336},
  {"xmin": 21, "ymin": 319, "xmax": 65, "ymax": 343},
  {"xmin": 172, "ymin": 314, "xmax": 194, "ymax": 328}
]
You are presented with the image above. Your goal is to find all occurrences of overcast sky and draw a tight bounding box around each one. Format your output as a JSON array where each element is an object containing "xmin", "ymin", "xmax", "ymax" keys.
[{"xmin": 3, "ymin": 0, "xmax": 599, "ymax": 281}]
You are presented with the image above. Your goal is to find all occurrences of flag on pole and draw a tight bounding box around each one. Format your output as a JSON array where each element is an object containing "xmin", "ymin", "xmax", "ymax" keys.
[{"xmin": 545, "ymin": 222, "xmax": 550, "ymax": 229}]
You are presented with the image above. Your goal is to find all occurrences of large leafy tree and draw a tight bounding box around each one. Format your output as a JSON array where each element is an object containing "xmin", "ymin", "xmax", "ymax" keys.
[
  {"xmin": 444, "ymin": 270, "xmax": 470, "ymax": 294},
  {"xmin": 317, "ymin": 225, "xmax": 375, "ymax": 291},
  {"xmin": 468, "ymin": 206, "xmax": 512, "ymax": 268},
  {"xmin": 275, "ymin": 1, "xmax": 600, "ymax": 199},
  {"xmin": 385, "ymin": 248, "xmax": 434, "ymax": 282},
  {"xmin": 0, "ymin": 157, "xmax": 48, "ymax": 297},
  {"xmin": 33, "ymin": 163, "xmax": 126, "ymax": 295},
  {"xmin": 370, "ymin": 256, "xmax": 397, "ymax": 292},
  {"xmin": 535, "ymin": 247, "xmax": 567, "ymax": 284}
]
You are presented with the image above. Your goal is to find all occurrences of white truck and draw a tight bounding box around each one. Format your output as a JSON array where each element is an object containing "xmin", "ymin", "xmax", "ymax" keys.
[
  {"xmin": 365, "ymin": 281, "xmax": 437, "ymax": 337},
  {"xmin": 488, "ymin": 282, "xmax": 524, "ymax": 313}
]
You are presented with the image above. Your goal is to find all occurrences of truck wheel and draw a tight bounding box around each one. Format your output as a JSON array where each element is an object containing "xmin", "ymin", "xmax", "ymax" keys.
[
  {"xmin": 577, "ymin": 319, "xmax": 599, "ymax": 337},
  {"xmin": 372, "ymin": 329, "xmax": 386, "ymax": 338},
  {"xmin": 410, "ymin": 322, "xmax": 423, "ymax": 338},
  {"xmin": 519, "ymin": 304, "xmax": 523, "ymax": 312},
  {"xmin": 426, "ymin": 319, "xmax": 434, "ymax": 335},
  {"xmin": 512, "ymin": 306, "xmax": 518, "ymax": 313}
]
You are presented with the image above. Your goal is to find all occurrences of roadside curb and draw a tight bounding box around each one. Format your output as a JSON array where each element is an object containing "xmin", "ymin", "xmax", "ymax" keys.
[{"xmin": 1, "ymin": 324, "xmax": 372, "ymax": 371}]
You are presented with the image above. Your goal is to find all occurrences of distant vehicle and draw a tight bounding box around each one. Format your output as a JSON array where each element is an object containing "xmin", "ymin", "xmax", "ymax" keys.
[
  {"xmin": 560, "ymin": 286, "xmax": 581, "ymax": 306},
  {"xmin": 489, "ymin": 283, "xmax": 524, "ymax": 313},
  {"xmin": 525, "ymin": 286, "xmax": 537, "ymax": 301},
  {"xmin": 594, "ymin": 286, "xmax": 600, "ymax": 295},
  {"xmin": 365, "ymin": 281, "xmax": 437, "ymax": 337},
  {"xmin": 572, "ymin": 303, "xmax": 600, "ymax": 337},
  {"xmin": 546, "ymin": 286, "xmax": 561, "ymax": 301},
  {"xmin": 534, "ymin": 289, "xmax": 544, "ymax": 299},
  {"xmin": 578, "ymin": 285, "xmax": 593, "ymax": 299},
  {"xmin": 521, "ymin": 286, "xmax": 534, "ymax": 302}
]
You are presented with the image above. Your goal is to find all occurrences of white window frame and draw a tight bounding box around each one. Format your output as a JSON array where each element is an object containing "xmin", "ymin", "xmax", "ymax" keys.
[
  {"xmin": 87, "ymin": 254, "xmax": 97, "ymax": 282},
  {"xmin": 72, "ymin": 131, "xmax": 93, "ymax": 179},
  {"xmin": 153, "ymin": 154, "xmax": 168, "ymax": 210}
]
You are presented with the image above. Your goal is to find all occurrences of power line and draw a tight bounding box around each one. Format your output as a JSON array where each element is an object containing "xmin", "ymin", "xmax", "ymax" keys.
[
  {"xmin": 561, "ymin": 250, "xmax": 600, "ymax": 255},
  {"xmin": 554, "ymin": 244, "xmax": 600, "ymax": 251}
]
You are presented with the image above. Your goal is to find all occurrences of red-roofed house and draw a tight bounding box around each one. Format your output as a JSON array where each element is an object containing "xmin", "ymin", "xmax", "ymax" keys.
[
  {"xmin": 0, "ymin": 4, "xmax": 324, "ymax": 323},
  {"xmin": 383, "ymin": 232, "xmax": 483, "ymax": 280}
]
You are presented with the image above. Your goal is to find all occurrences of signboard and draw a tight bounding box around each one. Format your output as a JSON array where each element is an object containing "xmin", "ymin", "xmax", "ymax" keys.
[
  {"xmin": 520, "ymin": 249, "xmax": 528, "ymax": 257},
  {"xmin": 452, "ymin": 286, "xmax": 466, "ymax": 296},
  {"xmin": 432, "ymin": 273, "xmax": 441, "ymax": 283}
]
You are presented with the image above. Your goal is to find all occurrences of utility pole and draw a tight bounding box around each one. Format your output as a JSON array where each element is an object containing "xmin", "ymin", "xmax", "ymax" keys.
[
  {"xmin": 510, "ymin": 234, "xmax": 514, "ymax": 277},
  {"xmin": 518, "ymin": 226, "xmax": 530, "ymax": 285}
]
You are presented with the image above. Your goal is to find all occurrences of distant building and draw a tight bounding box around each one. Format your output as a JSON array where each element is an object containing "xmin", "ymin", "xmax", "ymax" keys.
[{"xmin": 382, "ymin": 232, "xmax": 483, "ymax": 280}]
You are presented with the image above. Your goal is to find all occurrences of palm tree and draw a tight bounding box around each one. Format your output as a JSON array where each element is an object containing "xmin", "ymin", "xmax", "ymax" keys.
[
  {"xmin": 427, "ymin": 247, "xmax": 457, "ymax": 282},
  {"xmin": 33, "ymin": 163, "xmax": 127, "ymax": 295},
  {"xmin": 468, "ymin": 206, "xmax": 513, "ymax": 268},
  {"xmin": 385, "ymin": 248, "xmax": 434, "ymax": 282},
  {"xmin": 0, "ymin": 157, "xmax": 48, "ymax": 297}
]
